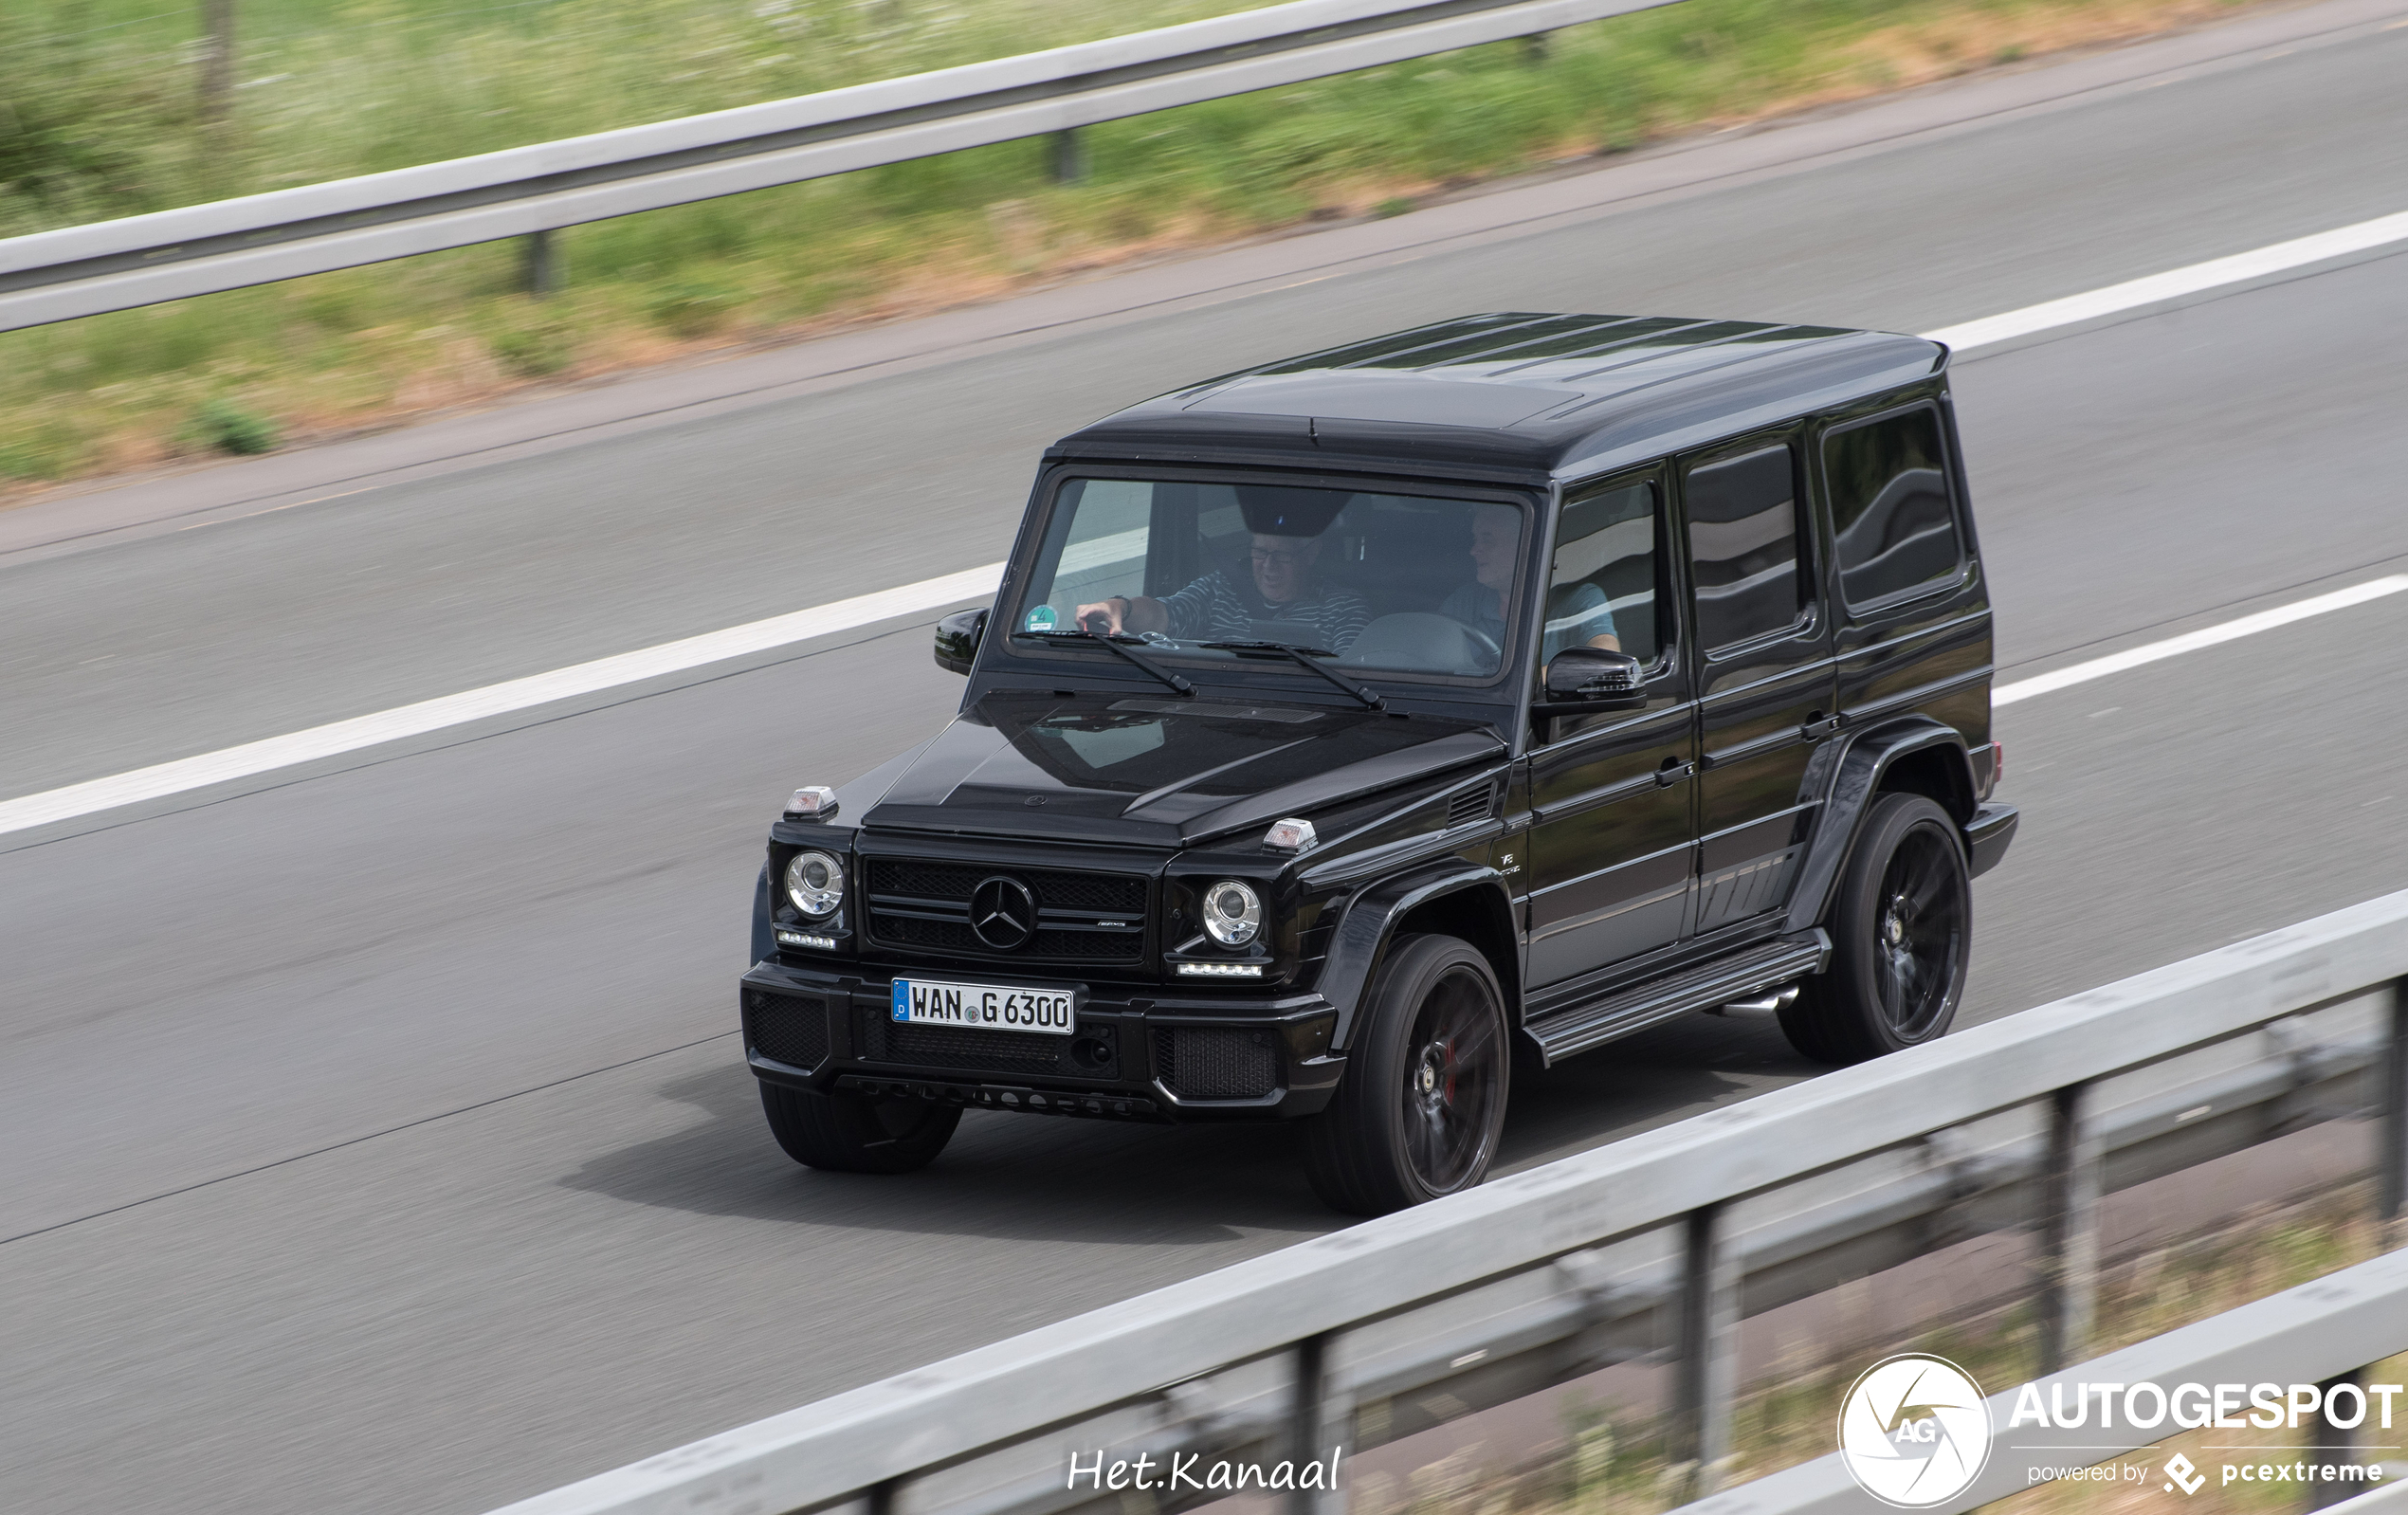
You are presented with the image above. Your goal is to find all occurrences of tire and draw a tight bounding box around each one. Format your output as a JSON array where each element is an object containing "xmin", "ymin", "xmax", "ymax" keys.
[
  {"xmin": 1780, "ymin": 793, "xmax": 1972, "ymax": 1065},
  {"xmin": 759, "ymin": 1082, "xmax": 961, "ymax": 1175},
  {"xmin": 1302, "ymin": 934, "xmax": 1510, "ymax": 1215}
]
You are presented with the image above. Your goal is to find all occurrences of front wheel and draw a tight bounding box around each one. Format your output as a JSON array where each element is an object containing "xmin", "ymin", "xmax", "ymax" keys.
[
  {"xmin": 1302, "ymin": 934, "xmax": 1509, "ymax": 1215},
  {"xmin": 760, "ymin": 1083, "xmax": 961, "ymax": 1174},
  {"xmin": 1780, "ymin": 792, "xmax": 1971, "ymax": 1065}
]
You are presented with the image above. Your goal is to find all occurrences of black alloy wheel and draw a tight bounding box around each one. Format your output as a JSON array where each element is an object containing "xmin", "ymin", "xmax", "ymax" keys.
[
  {"xmin": 760, "ymin": 1082, "xmax": 962, "ymax": 1174},
  {"xmin": 1779, "ymin": 793, "xmax": 1972, "ymax": 1065},
  {"xmin": 1303, "ymin": 934, "xmax": 1509, "ymax": 1215},
  {"xmin": 1870, "ymin": 822, "xmax": 1968, "ymax": 1039}
]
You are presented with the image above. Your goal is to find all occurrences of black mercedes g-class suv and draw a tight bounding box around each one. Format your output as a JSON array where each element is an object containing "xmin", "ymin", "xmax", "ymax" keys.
[{"xmin": 741, "ymin": 312, "xmax": 2016, "ymax": 1214}]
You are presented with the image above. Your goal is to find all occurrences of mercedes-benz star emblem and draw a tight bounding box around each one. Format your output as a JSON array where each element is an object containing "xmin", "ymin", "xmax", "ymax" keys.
[{"xmin": 969, "ymin": 876, "xmax": 1038, "ymax": 951}]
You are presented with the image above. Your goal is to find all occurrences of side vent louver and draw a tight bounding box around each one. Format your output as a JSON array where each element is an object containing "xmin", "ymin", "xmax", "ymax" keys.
[{"xmin": 1447, "ymin": 786, "xmax": 1494, "ymax": 829}]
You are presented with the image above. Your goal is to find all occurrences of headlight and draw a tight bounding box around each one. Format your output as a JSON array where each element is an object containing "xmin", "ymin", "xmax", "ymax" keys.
[
  {"xmin": 784, "ymin": 850, "xmax": 845, "ymax": 918},
  {"xmin": 1201, "ymin": 880, "xmax": 1262, "ymax": 947}
]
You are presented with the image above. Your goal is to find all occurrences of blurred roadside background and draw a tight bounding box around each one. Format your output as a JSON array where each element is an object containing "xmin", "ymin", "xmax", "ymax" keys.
[{"xmin": 0, "ymin": 0, "xmax": 2273, "ymax": 489}]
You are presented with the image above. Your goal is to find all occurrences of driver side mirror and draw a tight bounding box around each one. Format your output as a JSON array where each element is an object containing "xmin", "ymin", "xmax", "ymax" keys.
[
  {"xmin": 934, "ymin": 606, "xmax": 989, "ymax": 675},
  {"xmin": 1541, "ymin": 646, "xmax": 1645, "ymax": 710}
]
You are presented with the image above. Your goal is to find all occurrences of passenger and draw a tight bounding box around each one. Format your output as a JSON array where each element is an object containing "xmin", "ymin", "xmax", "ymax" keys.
[
  {"xmin": 1439, "ymin": 503, "xmax": 1620, "ymax": 660},
  {"xmin": 1077, "ymin": 531, "xmax": 1371, "ymax": 651}
]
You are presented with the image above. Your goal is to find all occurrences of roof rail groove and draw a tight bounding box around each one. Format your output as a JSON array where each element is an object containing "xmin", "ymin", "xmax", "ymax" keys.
[
  {"xmin": 1328, "ymin": 312, "xmax": 1570, "ymax": 370},
  {"xmin": 1476, "ymin": 316, "xmax": 1724, "ymax": 376},
  {"xmin": 1394, "ymin": 314, "xmax": 1656, "ymax": 372}
]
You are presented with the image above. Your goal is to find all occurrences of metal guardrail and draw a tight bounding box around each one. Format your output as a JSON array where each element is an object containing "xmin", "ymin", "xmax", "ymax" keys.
[
  {"xmin": 490, "ymin": 889, "xmax": 2408, "ymax": 1515},
  {"xmin": 0, "ymin": 0, "xmax": 1682, "ymax": 333},
  {"xmin": 1676, "ymin": 1244, "xmax": 2408, "ymax": 1515}
]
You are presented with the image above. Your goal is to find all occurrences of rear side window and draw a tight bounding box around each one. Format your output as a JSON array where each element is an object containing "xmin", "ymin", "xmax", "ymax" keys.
[
  {"xmin": 1684, "ymin": 443, "xmax": 1803, "ymax": 652},
  {"xmin": 1823, "ymin": 407, "xmax": 1963, "ymax": 608}
]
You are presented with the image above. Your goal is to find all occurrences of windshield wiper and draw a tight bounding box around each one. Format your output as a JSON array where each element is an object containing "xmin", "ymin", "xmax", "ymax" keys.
[
  {"xmin": 1197, "ymin": 641, "xmax": 1384, "ymax": 710},
  {"xmin": 1012, "ymin": 630, "xmax": 1195, "ymax": 697}
]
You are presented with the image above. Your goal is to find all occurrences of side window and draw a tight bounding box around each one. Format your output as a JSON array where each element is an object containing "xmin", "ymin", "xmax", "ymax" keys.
[
  {"xmin": 1822, "ymin": 407, "xmax": 1962, "ymax": 609},
  {"xmin": 1684, "ymin": 443, "xmax": 1803, "ymax": 652},
  {"xmin": 1546, "ymin": 478, "xmax": 1663, "ymax": 668}
]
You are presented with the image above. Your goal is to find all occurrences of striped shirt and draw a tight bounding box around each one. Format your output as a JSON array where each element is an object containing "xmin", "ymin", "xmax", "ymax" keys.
[{"xmin": 1158, "ymin": 571, "xmax": 1373, "ymax": 652}]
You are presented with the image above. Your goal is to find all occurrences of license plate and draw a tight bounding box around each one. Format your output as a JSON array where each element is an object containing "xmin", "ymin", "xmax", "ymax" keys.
[{"xmin": 890, "ymin": 977, "xmax": 1080, "ymax": 1036}]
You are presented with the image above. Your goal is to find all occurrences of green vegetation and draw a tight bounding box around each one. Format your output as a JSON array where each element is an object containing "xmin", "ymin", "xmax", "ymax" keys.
[
  {"xmin": 183, "ymin": 397, "xmax": 279, "ymax": 455},
  {"xmin": 1, "ymin": 0, "xmax": 2255, "ymax": 484}
]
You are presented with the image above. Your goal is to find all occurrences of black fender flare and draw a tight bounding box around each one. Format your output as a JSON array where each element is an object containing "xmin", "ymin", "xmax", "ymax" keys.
[
  {"xmin": 750, "ymin": 863, "xmax": 774, "ymax": 968},
  {"xmin": 1782, "ymin": 718, "xmax": 1975, "ymax": 936},
  {"xmin": 1316, "ymin": 862, "xmax": 1514, "ymax": 1050}
]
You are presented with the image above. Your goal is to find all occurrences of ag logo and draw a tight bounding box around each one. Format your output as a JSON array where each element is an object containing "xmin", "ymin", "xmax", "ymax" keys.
[{"xmin": 1838, "ymin": 1354, "xmax": 1991, "ymax": 1507}]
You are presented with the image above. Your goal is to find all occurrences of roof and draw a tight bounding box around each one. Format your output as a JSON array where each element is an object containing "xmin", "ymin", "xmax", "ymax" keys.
[{"xmin": 1049, "ymin": 312, "xmax": 1948, "ymax": 482}]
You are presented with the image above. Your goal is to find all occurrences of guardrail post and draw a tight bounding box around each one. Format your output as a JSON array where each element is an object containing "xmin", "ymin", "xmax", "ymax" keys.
[
  {"xmin": 2307, "ymin": 1370, "xmax": 2363, "ymax": 1509},
  {"xmin": 2381, "ymin": 980, "xmax": 2408, "ymax": 1241},
  {"xmin": 2036, "ymin": 1082, "xmax": 2101, "ymax": 1373},
  {"xmin": 1289, "ymin": 1332, "xmax": 1332, "ymax": 1515},
  {"xmin": 1671, "ymin": 1203, "xmax": 1740, "ymax": 1498},
  {"xmin": 202, "ymin": 0, "xmax": 237, "ymax": 126},
  {"xmin": 1049, "ymin": 129, "xmax": 1086, "ymax": 185},
  {"xmin": 522, "ymin": 228, "xmax": 560, "ymax": 297}
]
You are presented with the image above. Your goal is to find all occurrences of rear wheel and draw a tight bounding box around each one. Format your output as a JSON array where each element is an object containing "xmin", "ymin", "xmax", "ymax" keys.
[
  {"xmin": 760, "ymin": 1083, "xmax": 961, "ymax": 1174},
  {"xmin": 1302, "ymin": 934, "xmax": 1509, "ymax": 1215},
  {"xmin": 1780, "ymin": 793, "xmax": 1971, "ymax": 1064}
]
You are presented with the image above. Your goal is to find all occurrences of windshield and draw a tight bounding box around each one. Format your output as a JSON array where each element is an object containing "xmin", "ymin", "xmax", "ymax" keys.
[{"xmin": 1010, "ymin": 478, "xmax": 1529, "ymax": 681}]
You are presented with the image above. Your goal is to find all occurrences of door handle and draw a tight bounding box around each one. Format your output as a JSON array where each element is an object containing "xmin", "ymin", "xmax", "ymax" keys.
[
  {"xmin": 1655, "ymin": 758, "xmax": 1695, "ymax": 787},
  {"xmin": 1801, "ymin": 713, "xmax": 1841, "ymax": 742}
]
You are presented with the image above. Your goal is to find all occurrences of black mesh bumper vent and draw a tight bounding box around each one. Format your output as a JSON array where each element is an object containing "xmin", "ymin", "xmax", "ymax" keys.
[
  {"xmin": 1155, "ymin": 1027, "xmax": 1280, "ymax": 1100},
  {"xmin": 744, "ymin": 989, "xmax": 829, "ymax": 1071},
  {"xmin": 857, "ymin": 1007, "xmax": 1074, "ymax": 1076}
]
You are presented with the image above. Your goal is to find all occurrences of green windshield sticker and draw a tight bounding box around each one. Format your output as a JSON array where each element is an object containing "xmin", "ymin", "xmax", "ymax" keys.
[{"xmin": 1024, "ymin": 605, "xmax": 1059, "ymax": 630}]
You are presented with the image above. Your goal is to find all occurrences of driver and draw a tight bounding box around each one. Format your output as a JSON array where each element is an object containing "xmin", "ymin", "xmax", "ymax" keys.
[
  {"xmin": 1440, "ymin": 503, "xmax": 1620, "ymax": 661},
  {"xmin": 1077, "ymin": 527, "xmax": 1370, "ymax": 652}
]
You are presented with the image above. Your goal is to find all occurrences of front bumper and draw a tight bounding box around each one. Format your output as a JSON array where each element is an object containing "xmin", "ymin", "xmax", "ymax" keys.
[{"xmin": 739, "ymin": 958, "xmax": 1345, "ymax": 1123}]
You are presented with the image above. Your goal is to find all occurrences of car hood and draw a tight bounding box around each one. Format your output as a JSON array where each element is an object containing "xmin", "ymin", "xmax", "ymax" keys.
[{"xmin": 858, "ymin": 691, "xmax": 1504, "ymax": 849}]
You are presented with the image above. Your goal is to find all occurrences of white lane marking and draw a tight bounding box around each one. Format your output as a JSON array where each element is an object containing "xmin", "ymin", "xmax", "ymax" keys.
[
  {"xmin": 10, "ymin": 210, "xmax": 2408, "ymax": 835},
  {"xmin": 1993, "ymin": 576, "xmax": 2408, "ymax": 706},
  {"xmin": 1926, "ymin": 209, "xmax": 2408, "ymax": 354},
  {"xmin": 0, "ymin": 563, "xmax": 1002, "ymax": 839}
]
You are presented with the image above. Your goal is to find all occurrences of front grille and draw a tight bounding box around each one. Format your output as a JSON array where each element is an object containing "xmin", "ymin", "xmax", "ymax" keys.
[
  {"xmin": 745, "ymin": 988, "xmax": 829, "ymax": 1070},
  {"xmin": 1156, "ymin": 1027, "xmax": 1280, "ymax": 1100},
  {"xmin": 873, "ymin": 914, "xmax": 1139, "ymax": 960},
  {"xmin": 864, "ymin": 858, "xmax": 1148, "ymax": 964},
  {"xmin": 868, "ymin": 861, "xmax": 1146, "ymax": 915},
  {"xmin": 857, "ymin": 1007, "xmax": 1115, "ymax": 1077}
]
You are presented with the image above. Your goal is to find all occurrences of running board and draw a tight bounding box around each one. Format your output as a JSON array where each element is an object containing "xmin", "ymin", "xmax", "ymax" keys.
[{"xmin": 1523, "ymin": 931, "xmax": 1831, "ymax": 1066}]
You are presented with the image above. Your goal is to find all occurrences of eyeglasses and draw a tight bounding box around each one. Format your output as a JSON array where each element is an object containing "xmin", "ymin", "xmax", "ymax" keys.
[{"xmin": 1250, "ymin": 548, "xmax": 1306, "ymax": 567}]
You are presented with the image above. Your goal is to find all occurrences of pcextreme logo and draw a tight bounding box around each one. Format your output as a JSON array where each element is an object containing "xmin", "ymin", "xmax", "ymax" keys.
[
  {"xmin": 1838, "ymin": 1354, "xmax": 1993, "ymax": 1507},
  {"xmin": 2163, "ymin": 1453, "xmax": 2208, "ymax": 1495}
]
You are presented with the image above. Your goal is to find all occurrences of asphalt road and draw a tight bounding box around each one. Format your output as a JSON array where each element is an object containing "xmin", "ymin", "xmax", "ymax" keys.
[{"xmin": 6, "ymin": 4, "xmax": 2408, "ymax": 1511}]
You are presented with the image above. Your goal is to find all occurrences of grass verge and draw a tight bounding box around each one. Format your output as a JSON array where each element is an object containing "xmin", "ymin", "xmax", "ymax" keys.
[{"xmin": 1, "ymin": 0, "xmax": 2272, "ymax": 494}]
